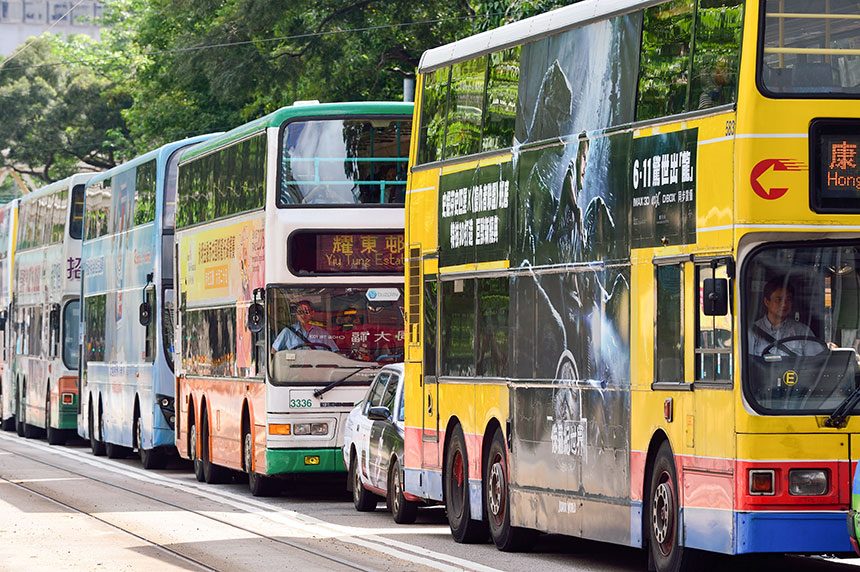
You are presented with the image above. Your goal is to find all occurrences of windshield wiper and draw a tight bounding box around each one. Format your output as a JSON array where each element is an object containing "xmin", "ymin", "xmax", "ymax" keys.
[
  {"xmin": 313, "ymin": 365, "xmax": 377, "ymax": 398},
  {"xmin": 825, "ymin": 384, "xmax": 860, "ymax": 428}
]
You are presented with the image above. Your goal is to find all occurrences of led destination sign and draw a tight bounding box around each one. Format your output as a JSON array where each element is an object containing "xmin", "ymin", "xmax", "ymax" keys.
[
  {"xmin": 811, "ymin": 119, "xmax": 860, "ymax": 213},
  {"xmin": 290, "ymin": 231, "xmax": 404, "ymax": 274}
]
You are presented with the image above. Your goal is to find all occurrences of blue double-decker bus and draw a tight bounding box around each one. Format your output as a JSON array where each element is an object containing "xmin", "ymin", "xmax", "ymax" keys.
[{"xmin": 78, "ymin": 134, "xmax": 215, "ymax": 468}]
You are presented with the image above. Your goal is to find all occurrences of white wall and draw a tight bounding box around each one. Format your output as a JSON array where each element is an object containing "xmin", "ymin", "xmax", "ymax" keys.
[{"xmin": 0, "ymin": 1, "xmax": 102, "ymax": 56}]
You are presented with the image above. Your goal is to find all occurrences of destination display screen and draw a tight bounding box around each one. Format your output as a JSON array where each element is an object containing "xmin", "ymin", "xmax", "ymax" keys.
[
  {"xmin": 811, "ymin": 119, "xmax": 860, "ymax": 213},
  {"xmin": 289, "ymin": 231, "xmax": 404, "ymax": 274}
]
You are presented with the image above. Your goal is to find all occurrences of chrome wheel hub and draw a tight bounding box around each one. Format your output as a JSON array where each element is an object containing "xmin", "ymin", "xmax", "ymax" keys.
[{"xmin": 488, "ymin": 460, "xmax": 505, "ymax": 519}]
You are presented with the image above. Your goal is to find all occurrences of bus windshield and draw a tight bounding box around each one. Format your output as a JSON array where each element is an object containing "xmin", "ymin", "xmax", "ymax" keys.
[
  {"xmin": 744, "ymin": 242, "xmax": 860, "ymax": 414},
  {"xmin": 278, "ymin": 119, "xmax": 411, "ymax": 207},
  {"xmin": 761, "ymin": 0, "xmax": 860, "ymax": 96},
  {"xmin": 268, "ymin": 286, "xmax": 404, "ymax": 385}
]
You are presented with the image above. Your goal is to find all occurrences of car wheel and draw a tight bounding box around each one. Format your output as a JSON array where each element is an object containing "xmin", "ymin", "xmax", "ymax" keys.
[{"xmin": 388, "ymin": 457, "xmax": 418, "ymax": 524}]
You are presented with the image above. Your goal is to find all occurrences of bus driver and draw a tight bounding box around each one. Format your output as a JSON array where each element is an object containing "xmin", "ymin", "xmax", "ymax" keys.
[
  {"xmin": 748, "ymin": 277, "xmax": 822, "ymax": 357},
  {"xmin": 272, "ymin": 300, "xmax": 338, "ymax": 352}
]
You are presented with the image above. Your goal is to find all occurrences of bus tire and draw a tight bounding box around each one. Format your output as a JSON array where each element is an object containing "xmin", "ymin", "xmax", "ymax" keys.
[
  {"xmin": 485, "ymin": 428, "xmax": 536, "ymax": 552},
  {"xmin": 244, "ymin": 428, "xmax": 277, "ymax": 497},
  {"xmin": 15, "ymin": 392, "xmax": 24, "ymax": 437},
  {"xmin": 444, "ymin": 425, "xmax": 488, "ymax": 543},
  {"xmin": 89, "ymin": 403, "xmax": 105, "ymax": 456},
  {"xmin": 189, "ymin": 421, "xmax": 205, "ymax": 482},
  {"xmin": 136, "ymin": 415, "xmax": 167, "ymax": 470},
  {"xmin": 46, "ymin": 395, "xmax": 65, "ymax": 446},
  {"xmin": 1, "ymin": 416, "xmax": 14, "ymax": 432},
  {"xmin": 648, "ymin": 441, "xmax": 697, "ymax": 572},
  {"xmin": 201, "ymin": 413, "xmax": 229, "ymax": 484},
  {"xmin": 351, "ymin": 452, "xmax": 378, "ymax": 512},
  {"xmin": 388, "ymin": 457, "xmax": 417, "ymax": 524},
  {"xmin": 23, "ymin": 422, "xmax": 40, "ymax": 439},
  {"xmin": 106, "ymin": 441, "xmax": 130, "ymax": 459}
]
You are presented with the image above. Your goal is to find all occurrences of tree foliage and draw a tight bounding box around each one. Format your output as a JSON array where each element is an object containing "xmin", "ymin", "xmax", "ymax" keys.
[{"xmin": 0, "ymin": 0, "xmax": 581, "ymax": 187}]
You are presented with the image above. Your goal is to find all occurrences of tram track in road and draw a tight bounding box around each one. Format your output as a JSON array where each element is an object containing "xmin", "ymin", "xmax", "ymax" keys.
[
  {"xmin": 0, "ymin": 433, "xmax": 497, "ymax": 572},
  {"xmin": 0, "ymin": 472, "xmax": 219, "ymax": 572}
]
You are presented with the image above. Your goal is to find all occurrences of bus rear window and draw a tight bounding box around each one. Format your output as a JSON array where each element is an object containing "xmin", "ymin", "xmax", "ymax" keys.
[
  {"xmin": 277, "ymin": 119, "xmax": 410, "ymax": 207},
  {"xmin": 761, "ymin": 0, "xmax": 860, "ymax": 96}
]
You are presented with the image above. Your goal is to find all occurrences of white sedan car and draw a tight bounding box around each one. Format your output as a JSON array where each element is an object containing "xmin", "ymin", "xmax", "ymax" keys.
[{"xmin": 342, "ymin": 363, "xmax": 419, "ymax": 523}]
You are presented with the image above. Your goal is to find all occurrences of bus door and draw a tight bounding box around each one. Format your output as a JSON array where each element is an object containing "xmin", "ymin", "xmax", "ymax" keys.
[
  {"xmin": 691, "ymin": 257, "xmax": 735, "ymax": 463},
  {"xmin": 421, "ymin": 272, "xmax": 440, "ymax": 471}
]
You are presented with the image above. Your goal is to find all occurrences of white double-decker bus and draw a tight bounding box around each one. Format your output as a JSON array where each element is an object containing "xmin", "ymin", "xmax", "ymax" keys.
[
  {"xmin": 174, "ymin": 101, "xmax": 412, "ymax": 495},
  {"xmin": 0, "ymin": 199, "xmax": 19, "ymax": 431},
  {"xmin": 12, "ymin": 175, "xmax": 87, "ymax": 444}
]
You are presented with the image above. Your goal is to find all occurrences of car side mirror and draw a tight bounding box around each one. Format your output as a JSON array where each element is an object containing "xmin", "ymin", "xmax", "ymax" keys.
[
  {"xmin": 367, "ymin": 406, "xmax": 391, "ymax": 421},
  {"xmin": 139, "ymin": 302, "xmax": 152, "ymax": 326},
  {"xmin": 703, "ymin": 278, "xmax": 729, "ymax": 316}
]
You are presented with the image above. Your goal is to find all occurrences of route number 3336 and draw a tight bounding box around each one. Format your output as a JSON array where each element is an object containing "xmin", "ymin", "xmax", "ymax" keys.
[{"xmin": 290, "ymin": 399, "xmax": 313, "ymax": 408}]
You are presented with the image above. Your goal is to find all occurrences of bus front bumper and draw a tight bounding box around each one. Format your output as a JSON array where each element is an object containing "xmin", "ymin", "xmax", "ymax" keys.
[
  {"xmin": 265, "ymin": 447, "xmax": 346, "ymax": 475},
  {"xmin": 736, "ymin": 511, "xmax": 852, "ymax": 553}
]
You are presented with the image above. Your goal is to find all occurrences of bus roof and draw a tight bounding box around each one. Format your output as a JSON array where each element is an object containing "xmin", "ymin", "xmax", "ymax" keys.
[
  {"xmin": 180, "ymin": 101, "xmax": 414, "ymax": 163},
  {"xmin": 85, "ymin": 133, "xmax": 217, "ymax": 188},
  {"xmin": 21, "ymin": 172, "xmax": 95, "ymax": 204},
  {"xmin": 419, "ymin": 0, "xmax": 663, "ymax": 73}
]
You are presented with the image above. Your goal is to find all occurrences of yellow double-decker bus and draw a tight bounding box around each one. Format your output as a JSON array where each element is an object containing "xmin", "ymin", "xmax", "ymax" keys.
[{"xmin": 403, "ymin": 0, "xmax": 860, "ymax": 568}]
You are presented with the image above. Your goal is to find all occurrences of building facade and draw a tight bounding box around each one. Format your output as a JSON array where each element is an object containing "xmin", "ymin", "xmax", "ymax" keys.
[{"xmin": 0, "ymin": 1, "xmax": 102, "ymax": 56}]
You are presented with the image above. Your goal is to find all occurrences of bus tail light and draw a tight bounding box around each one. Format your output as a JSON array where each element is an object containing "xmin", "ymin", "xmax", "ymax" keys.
[
  {"xmin": 749, "ymin": 470, "xmax": 775, "ymax": 495},
  {"xmin": 155, "ymin": 394, "xmax": 175, "ymax": 430},
  {"xmin": 789, "ymin": 469, "xmax": 828, "ymax": 496},
  {"xmin": 58, "ymin": 376, "xmax": 77, "ymax": 405},
  {"xmin": 269, "ymin": 424, "xmax": 291, "ymax": 435},
  {"xmin": 61, "ymin": 393, "xmax": 74, "ymax": 405}
]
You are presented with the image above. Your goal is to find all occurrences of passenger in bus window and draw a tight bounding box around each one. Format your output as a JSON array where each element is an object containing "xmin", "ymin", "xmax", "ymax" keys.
[
  {"xmin": 271, "ymin": 300, "xmax": 337, "ymax": 352},
  {"xmin": 748, "ymin": 277, "xmax": 822, "ymax": 356}
]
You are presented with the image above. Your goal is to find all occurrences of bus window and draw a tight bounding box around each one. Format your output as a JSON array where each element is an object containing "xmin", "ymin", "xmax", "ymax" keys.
[
  {"xmin": 695, "ymin": 262, "xmax": 733, "ymax": 383},
  {"xmin": 417, "ymin": 67, "xmax": 451, "ymax": 165},
  {"xmin": 476, "ymin": 277, "xmax": 509, "ymax": 378},
  {"xmin": 268, "ymin": 286, "xmax": 405, "ymax": 385},
  {"xmin": 482, "ymin": 48, "xmax": 520, "ymax": 153},
  {"xmin": 637, "ymin": 0, "xmax": 695, "ymax": 121},
  {"xmin": 63, "ymin": 300, "xmax": 80, "ymax": 370},
  {"xmin": 440, "ymin": 278, "xmax": 476, "ymax": 377},
  {"xmin": 69, "ymin": 185, "xmax": 84, "ymax": 239},
  {"xmin": 162, "ymin": 287, "xmax": 175, "ymax": 371},
  {"xmin": 744, "ymin": 243, "xmax": 860, "ymax": 413},
  {"xmin": 445, "ymin": 56, "xmax": 487, "ymax": 159},
  {"xmin": 690, "ymin": 0, "xmax": 743, "ymax": 109},
  {"xmin": 143, "ymin": 287, "xmax": 155, "ymax": 363},
  {"xmin": 84, "ymin": 294, "xmax": 106, "ymax": 363},
  {"xmin": 761, "ymin": 0, "xmax": 860, "ymax": 96},
  {"xmin": 655, "ymin": 263, "xmax": 684, "ymax": 383},
  {"xmin": 278, "ymin": 119, "xmax": 411, "ymax": 207},
  {"xmin": 423, "ymin": 277, "xmax": 438, "ymax": 378}
]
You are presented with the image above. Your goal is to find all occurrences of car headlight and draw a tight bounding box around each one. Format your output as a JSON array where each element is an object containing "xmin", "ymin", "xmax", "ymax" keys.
[{"xmin": 789, "ymin": 469, "xmax": 828, "ymax": 496}]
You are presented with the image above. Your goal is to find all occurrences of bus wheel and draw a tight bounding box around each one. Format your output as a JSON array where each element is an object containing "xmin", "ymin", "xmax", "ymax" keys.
[
  {"xmin": 244, "ymin": 428, "xmax": 277, "ymax": 497},
  {"xmin": 189, "ymin": 421, "xmax": 205, "ymax": 482},
  {"xmin": 485, "ymin": 428, "xmax": 536, "ymax": 551},
  {"xmin": 15, "ymin": 394, "xmax": 24, "ymax": 437},
  {"xmin": 46, "ymin": 395, "xmax": 65, "ymax": 446},
  {"xmin": 89, "ymin": 403, "xmax": 105, "ymax": 456},
  {"xmin": 648, "ymin": 441, "xmax": 696, "ymax": 572},
  {"xmin": 387, "ymin": 457, "xmax": 417, "ymax": 524},
  {"xmin": 1, "ymin": 415, "xmax": 15, "ymax": 432},
  {"xmin": 351, "ymin": 453, "xmax": 378, "ymax": 512},
  {"xmin": 201, "ymin": 414, "xmax": 229, "ymax": 484},
  {"xmin": 444, "ymin": 425, "xmax": 488, "ymax": 543},
  {"xmin": 136, "ymin": 415, "xmax": 166, "ymax": 470}
]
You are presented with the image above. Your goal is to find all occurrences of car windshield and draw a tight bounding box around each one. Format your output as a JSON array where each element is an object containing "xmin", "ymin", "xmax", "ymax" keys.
[
  {"xmin": 760, "ymin": 0, "xmax": 860, "ymax": 96},
  {"xmin": 278, "ymin": 118, "xmax": 411, "ymax": 207},
  {"xmin": 744, "ymin": 242, "xmax": 860, "ymax": 414},
  {"xmin": 268, "ymin": 286, "xmax": 404, "ymax": 385}
]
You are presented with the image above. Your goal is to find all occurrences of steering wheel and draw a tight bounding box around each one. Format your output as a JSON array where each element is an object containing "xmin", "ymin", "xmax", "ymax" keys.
[
  {"xmin": 293, "ymin": 342, "xmax": 336, "ymax": 352},
  {"xmin": 760, "ymin": 335, "xmax": 828, "ymax": 357}
]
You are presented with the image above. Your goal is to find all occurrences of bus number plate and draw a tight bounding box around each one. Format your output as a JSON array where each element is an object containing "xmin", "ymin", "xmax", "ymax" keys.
[
  {"xmin": 289, "ymin": 390, "xmax": 315, "ymax": 409},
  {"xmin": 290, "ymin": 398, "xmax": 313, "ymax": 408},
  {"xmin": 304, "ymin": 455, "xmax": 320, "ymax": 466}
]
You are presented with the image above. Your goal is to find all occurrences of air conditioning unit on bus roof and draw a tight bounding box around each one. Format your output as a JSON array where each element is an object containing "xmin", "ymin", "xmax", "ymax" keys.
[{"xmin": 292, "ymin": 100, "xmax": 320, "ymax": 106}]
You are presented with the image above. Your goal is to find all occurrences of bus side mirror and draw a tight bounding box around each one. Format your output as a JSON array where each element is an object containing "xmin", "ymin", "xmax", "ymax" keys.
[
  {"xmin": 49, "ymin": 304, "xmax": 60, "ymax": 332},
  {"xmin": 139, "ymin": 302, "xmax": 152, "ymax": 326},
  {"xmin": 703, "ymin": 278, "xmax": 729, "ymax": 316},
  {"xmin": 247, "ymin": 303, "xmax": 264, "ymax": 333}
]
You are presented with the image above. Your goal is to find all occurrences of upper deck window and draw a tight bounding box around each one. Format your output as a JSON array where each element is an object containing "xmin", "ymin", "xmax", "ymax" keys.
[
  {"xmin": 277, "ymin": 118, "xmax": 411, "ymax": 207},
  {"xmin": 637, "ymin": 0, "xmax": 743, "ymax": 121},
  {"xmin": 760, "ymin": 0, "xmax": 860, "ymax": 96}
]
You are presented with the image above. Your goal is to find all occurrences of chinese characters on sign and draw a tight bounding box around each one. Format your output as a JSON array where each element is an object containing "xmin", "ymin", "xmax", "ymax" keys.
[
  {"xmin": 824, "ymin": 137, "xmax": 860, "ymax": 191},
  {"xmin": 631, "ymin": 128, "xmax": 698, "ymax": 248},
  {"xmin": 439, "ymin": 162, "xmax": 514, "ymax": 266},
  {"xmin": 315, "ymin": 233, "xmax": 404, "ymax": 272}
]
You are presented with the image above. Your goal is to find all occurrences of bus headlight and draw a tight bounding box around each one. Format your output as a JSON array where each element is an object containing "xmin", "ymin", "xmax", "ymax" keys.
[
  {"xmin": 789, "ymin": 469, "xmax": 828, "ymax": 496},
  {"xmin": 311, "ymin": 423, "xmax": 328, "ymax": 435},
  {"xmin": 293, "ymin": 423, "xmax": 311, "ymax": 435}
]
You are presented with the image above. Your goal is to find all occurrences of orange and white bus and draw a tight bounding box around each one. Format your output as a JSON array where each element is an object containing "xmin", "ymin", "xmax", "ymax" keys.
[
  {"xmin": 175, "ymin": 101, "xmax": 412, "ymax": 496},
  {"xmin": 404, "ymin": 0, "xmax": 860, "ymax": 568}
]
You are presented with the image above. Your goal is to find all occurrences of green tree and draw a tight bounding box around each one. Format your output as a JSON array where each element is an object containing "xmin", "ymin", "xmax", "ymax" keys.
[{"xmin": 0, "ymin": 35, "xmax": 135, "ymax": 185}]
